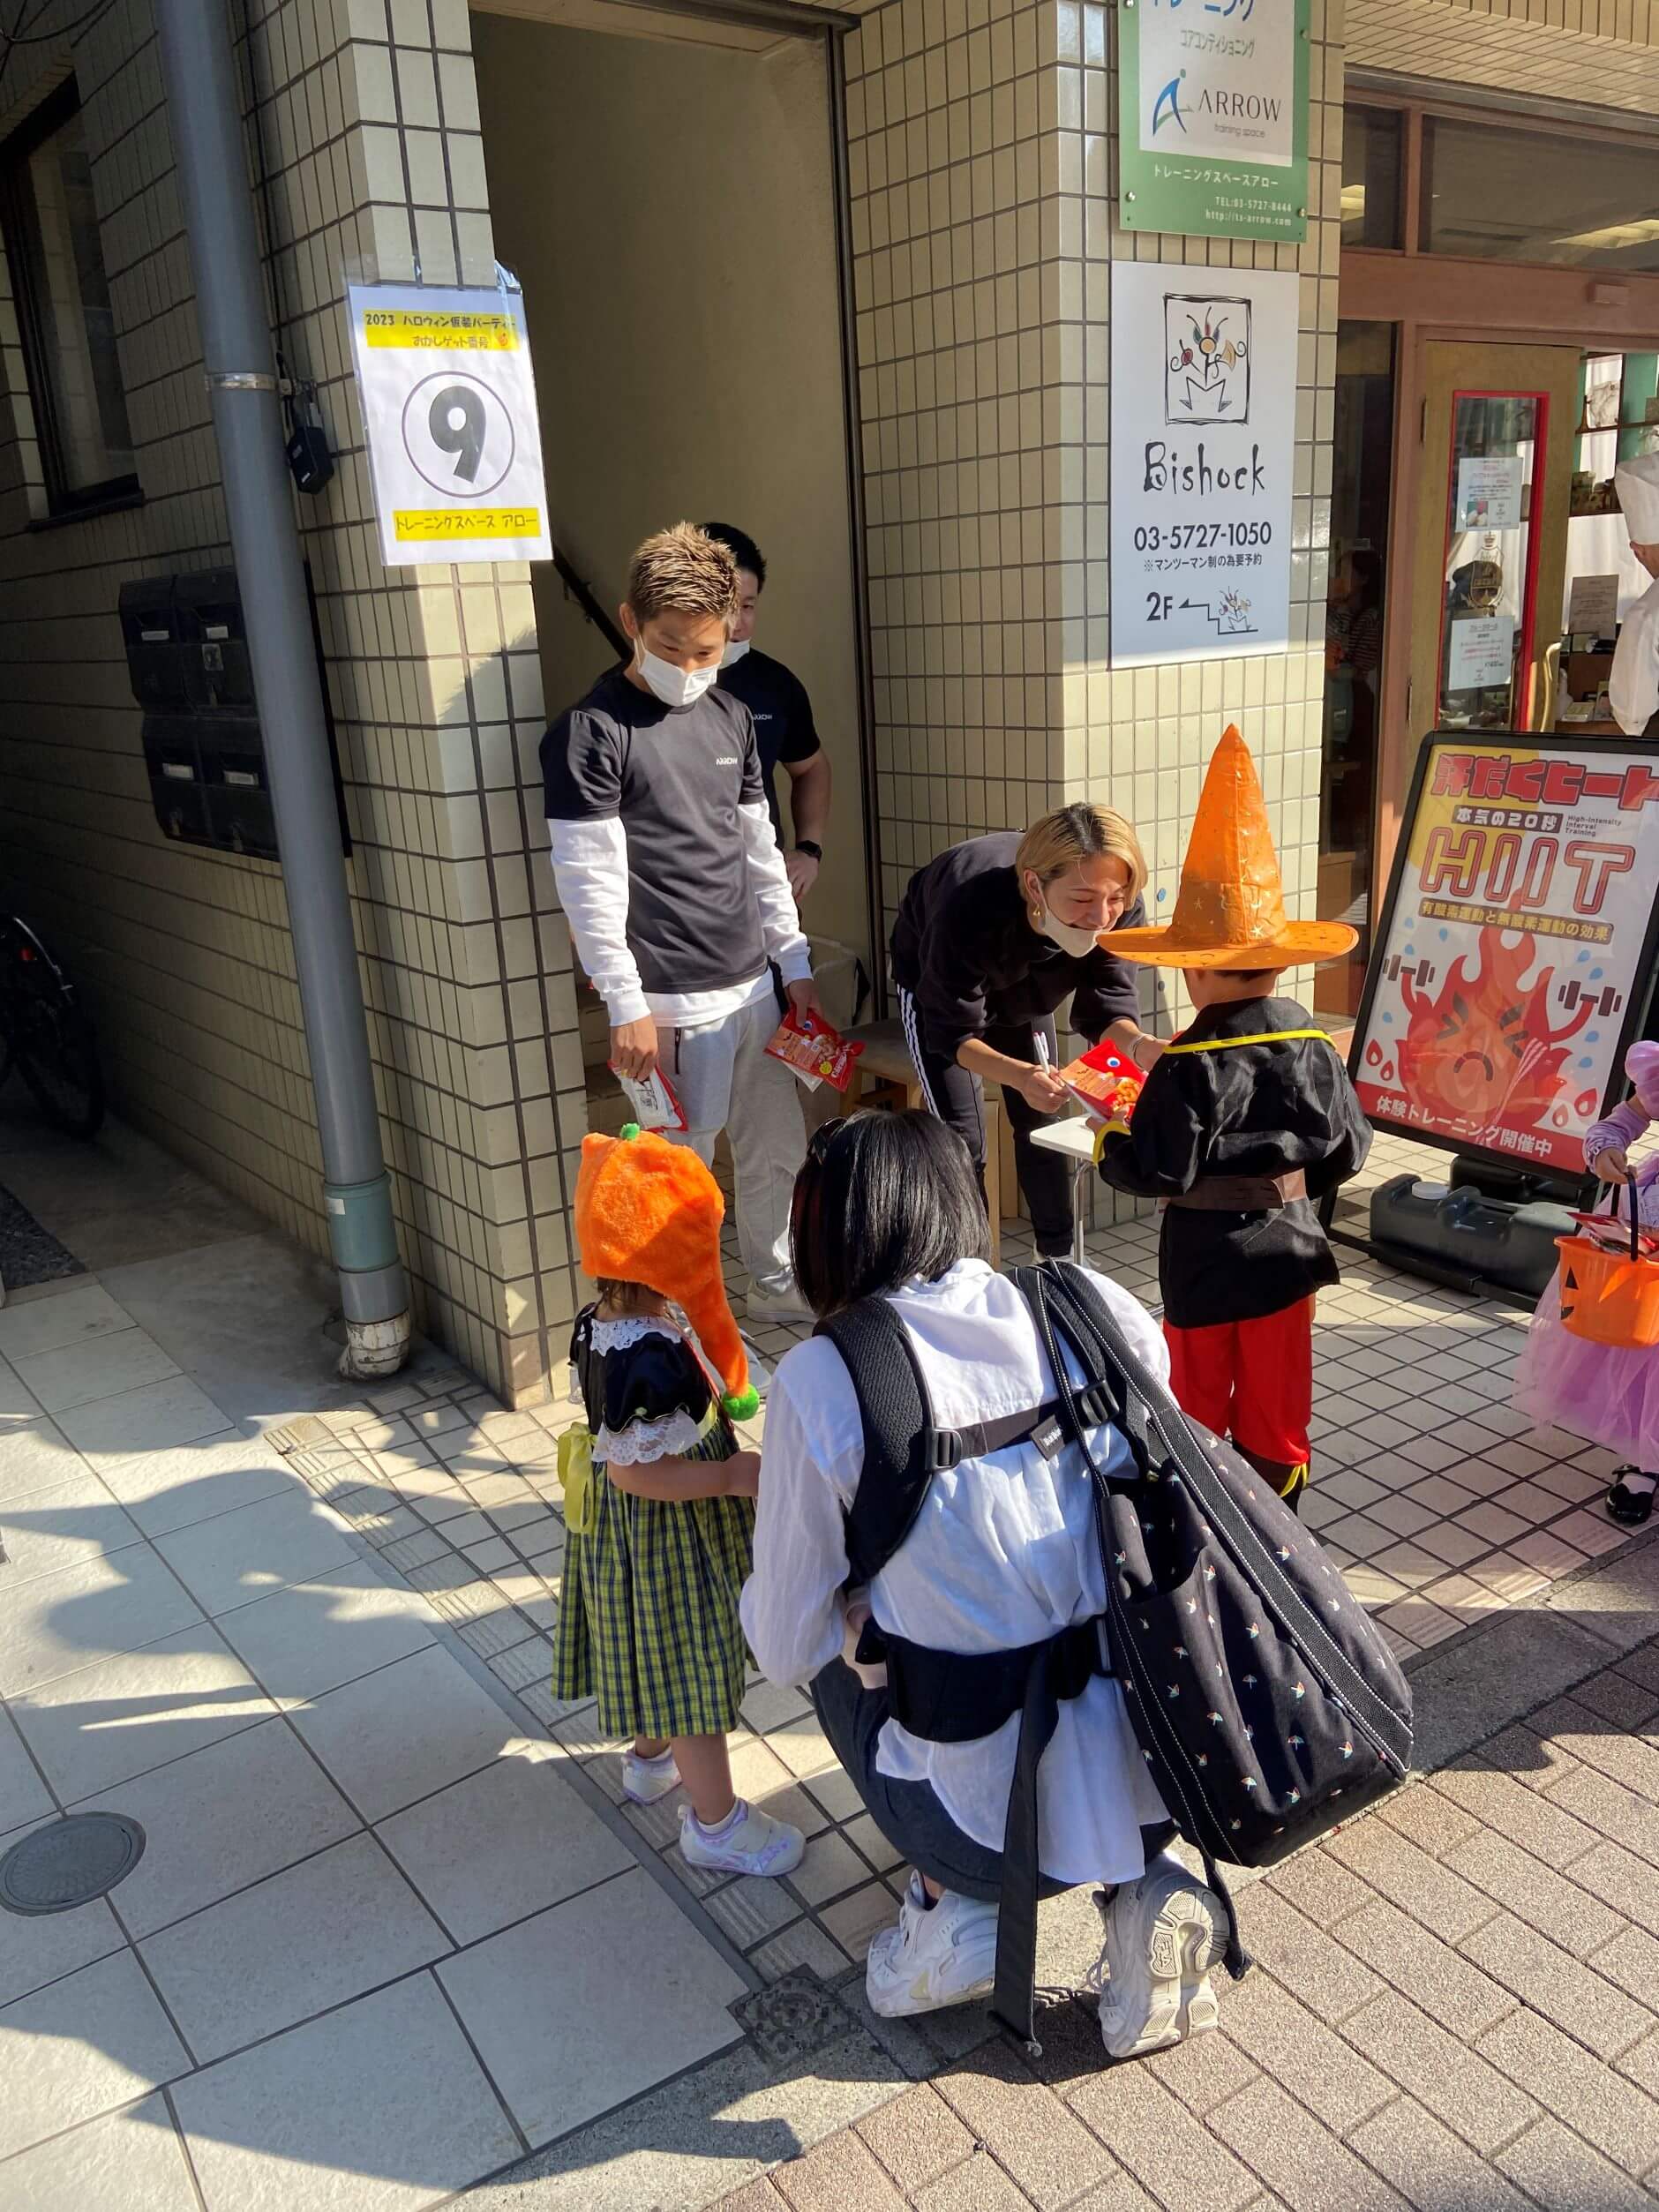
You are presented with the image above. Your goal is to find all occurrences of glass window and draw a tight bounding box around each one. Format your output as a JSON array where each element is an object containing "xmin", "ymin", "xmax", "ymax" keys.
[
  {"xmin": 1421, "ymin": 114, "xmax": 1659, "ymax": 273},
  {"xmin": 0, "ymin": 83, "xmax": 137, "ymax": 514},
  {"xmin": 1434, "ymin": 392, "xmax": 1543, "ymax": 731},
  {"xmin": 1340, "ymin": 106, "xmax": 1402, "ymax": 251},
  {"xmin": 1317, "ymin": 321, "xmax": 1396, "ymax": 1019}
]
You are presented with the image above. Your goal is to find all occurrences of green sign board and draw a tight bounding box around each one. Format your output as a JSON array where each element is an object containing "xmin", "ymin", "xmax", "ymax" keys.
[{"xmin": 1118, "ymin": 0, "xmax": 1310, "ymax": 245}]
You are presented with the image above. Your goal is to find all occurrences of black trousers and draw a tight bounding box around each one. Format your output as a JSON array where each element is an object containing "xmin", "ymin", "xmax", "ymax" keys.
[{"xmin": 897, "ymin": 987, "xmax": 1075, "ymax": 1257}]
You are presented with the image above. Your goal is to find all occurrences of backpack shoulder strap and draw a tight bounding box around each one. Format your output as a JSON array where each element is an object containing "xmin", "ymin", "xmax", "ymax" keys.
[{"xmin": 816, "ymin": 1297, "xmax": 942, "ymax": 1586}]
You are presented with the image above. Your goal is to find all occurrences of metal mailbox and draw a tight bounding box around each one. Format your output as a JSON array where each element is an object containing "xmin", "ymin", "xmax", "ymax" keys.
[{"xmin": 117, "ymin": 566, "xmax": 347, "ymax": 862}]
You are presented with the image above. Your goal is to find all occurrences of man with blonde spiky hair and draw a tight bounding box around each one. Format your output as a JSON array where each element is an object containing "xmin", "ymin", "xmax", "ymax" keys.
[{"xmin": 543, "ymin": 522, "xmax": 821, "ymax": 1326}]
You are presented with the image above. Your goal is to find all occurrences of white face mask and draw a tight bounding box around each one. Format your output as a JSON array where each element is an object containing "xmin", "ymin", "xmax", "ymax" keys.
[
  {"xmin": 720, "ymin": 638, "xmax": 751, "ymax": 669},
  {"xmin": 1033, "ymin": 904, "xmax": 1102, "ymax": 960},
  {"xmin": 634, "ymin": 640, "xmax": 719, "ymax": 709}
]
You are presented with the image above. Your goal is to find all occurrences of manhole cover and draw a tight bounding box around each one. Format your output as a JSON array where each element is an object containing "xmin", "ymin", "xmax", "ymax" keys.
[
  {"xmin": 0, "ymin": 1814, "xmax": 145, "ymax": 1915},
  {"xmin": 731, "ymin": 1968, "xmax": 849, "ymax": 2063}
]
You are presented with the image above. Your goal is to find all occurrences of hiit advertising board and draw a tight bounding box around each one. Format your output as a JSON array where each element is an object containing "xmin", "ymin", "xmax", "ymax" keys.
[{"xmin": 1351, "ymin": 731, "xmax": 1659, "ymax": 1176}]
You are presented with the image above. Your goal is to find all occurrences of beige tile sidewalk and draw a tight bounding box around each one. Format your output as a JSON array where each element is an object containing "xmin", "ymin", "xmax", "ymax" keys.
[
  {"xmin": 709, "ymin": 1628, "xmax": 1659, "ymax": 2212},
  {"xmin": 273, "ymin": 1124, "xmax": 1634, "ymax": 2002},
  {"xmin": 0, "ymin": 1153, "xmax": 752, "ymax": 2211}
]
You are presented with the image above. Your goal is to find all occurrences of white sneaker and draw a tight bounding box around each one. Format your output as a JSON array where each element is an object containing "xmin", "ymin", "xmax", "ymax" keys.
[
  {"xmin": 865, "ymin": 1872, "xmax": 998, "ymax": 2018},
  {"xmin": 678, "ymin": 1799, "xmax": 804, "ymax": 1878},
  {"xmin": 621, "ymin": 1747, "xmax": 681, "ymax": 1804},
  {"xmin": 1090, "ymin": 1851, "xmax": 1225, "ymax": 2060},
  {"xmin": 746, "ymin": 1283, "xmax": 812, "ymax": 1327}
]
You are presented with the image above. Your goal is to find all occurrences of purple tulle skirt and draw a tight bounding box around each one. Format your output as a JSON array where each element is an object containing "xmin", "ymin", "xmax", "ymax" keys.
[{"xmin": 1513, "ymin": 1173, "xmax": 1659, "ymax": 1470}]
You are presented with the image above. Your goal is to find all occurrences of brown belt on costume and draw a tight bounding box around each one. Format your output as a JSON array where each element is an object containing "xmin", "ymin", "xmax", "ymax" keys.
[{"xmin": 1165, "ymin": 1169, "xmax": 1308, "ymax": 1212}]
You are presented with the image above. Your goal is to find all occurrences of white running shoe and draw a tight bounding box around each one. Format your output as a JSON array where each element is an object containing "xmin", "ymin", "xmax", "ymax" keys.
[
  {"xmin": 865, "ymin": 1872, "xmax": 999, "ymax": 2018},
  {"xmin": 621, "ymin": 1747, "xmax": 681, "ymax": 1804},
  {"xmin": 1089, "ymin": 1851, "xmax": 1225, "ymax": 2060},
  {"xmin": 678, "ymin": 1799, "xmax": 805, "ymax": 1878}
]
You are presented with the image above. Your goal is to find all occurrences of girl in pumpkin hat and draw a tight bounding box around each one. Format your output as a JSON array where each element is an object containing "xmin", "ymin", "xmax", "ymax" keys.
[
  {"xmin": 1513, "ymin": 1039, "xmax": 1659, "ymax": 1528},
  {"xmin": 553, "ymin": 1123, "xmax": 804, "ymax": 1876},
  {"xmin": 1094, "ymin": 728, "xmax": 1373, "ymax": 1511}
]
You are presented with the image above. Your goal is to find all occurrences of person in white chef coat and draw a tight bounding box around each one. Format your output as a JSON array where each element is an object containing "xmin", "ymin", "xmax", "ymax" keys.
[{"xmin": 1610, "ymin": 453, "xmax": 1659, "ymax": 739}]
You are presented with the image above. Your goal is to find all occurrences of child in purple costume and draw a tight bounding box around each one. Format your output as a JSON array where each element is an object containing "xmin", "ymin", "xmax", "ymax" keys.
[{"xmin": 1514, "ymin": 1039, "xmax": 1659, "ymax": 1526}]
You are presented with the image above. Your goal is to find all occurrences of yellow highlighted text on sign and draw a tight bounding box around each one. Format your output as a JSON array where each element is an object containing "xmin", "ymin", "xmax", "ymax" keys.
[
  {"xmin": 362, "ymin": 311, "xmax": 517, "ymax": 350},
  {"xmin": 394, "ymin": 509, "xmax": 542, "ymax": 541}
]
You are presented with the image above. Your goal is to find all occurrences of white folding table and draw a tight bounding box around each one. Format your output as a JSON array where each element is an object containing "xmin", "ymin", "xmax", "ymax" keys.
[{"xmin": 1026, "ymin": 1115, "xmax": 1100, "ymax": 1265}]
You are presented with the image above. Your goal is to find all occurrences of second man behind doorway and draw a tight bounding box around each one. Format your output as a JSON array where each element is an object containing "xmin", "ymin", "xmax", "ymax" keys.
[{"xmin": 702, "ymin": 522, "xmax": 832, "ymax": 908}]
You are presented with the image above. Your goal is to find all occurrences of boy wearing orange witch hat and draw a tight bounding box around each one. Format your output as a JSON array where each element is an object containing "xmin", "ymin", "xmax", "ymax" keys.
[{"xmin": 1096, "ymin": 729, "xmax": 1372, "ymax": 1511}]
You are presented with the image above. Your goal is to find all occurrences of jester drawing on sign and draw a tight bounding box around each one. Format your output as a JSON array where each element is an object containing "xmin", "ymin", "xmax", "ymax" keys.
[{"xmin": 1168, "ymin": 306, "xmax": 1249, "ymax": 416}]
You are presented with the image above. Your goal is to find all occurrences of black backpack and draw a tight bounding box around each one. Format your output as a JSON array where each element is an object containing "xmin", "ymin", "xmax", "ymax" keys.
[
  {"xmin": 821, "ymin": 1260, "xmax": 1413, "ymax": 2037},
  {"xmin": 1021, "ymin": 1263, "xmax": 1413, "ymax": 1877}
]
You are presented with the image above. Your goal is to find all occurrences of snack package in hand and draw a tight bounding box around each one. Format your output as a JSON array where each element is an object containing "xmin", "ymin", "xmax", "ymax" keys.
[
  {"xmin": 610, "ymin": 1064, "xmax": 687, "ymax": 1133},
  {"xmin": 1055, "ymin": 1041, "xmax": 1144, "ymax": 1133},
  {"xmin": 764, "ymin": 1009, "xmax": 865, "ymax": 1093}
]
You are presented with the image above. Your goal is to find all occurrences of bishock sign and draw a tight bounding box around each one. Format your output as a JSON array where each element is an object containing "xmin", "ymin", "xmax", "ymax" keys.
[
  {"xmin": 1109, "ymin": 261, "xmax": 1295, "ymax": 665},
  {"xmin": 347, "ymin": 283, "xmax": 552, "ymax": 568},
  {"xmin": 1118, "ymin": 0, "xmax": 1310, "ymax": 244},
  {"xmin": 1352, "ymin": 732, "xmax": 1659, "ymax": 1176}
]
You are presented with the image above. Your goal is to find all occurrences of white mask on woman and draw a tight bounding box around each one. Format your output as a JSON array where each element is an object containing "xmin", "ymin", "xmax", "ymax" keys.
[
  {"xmin": 1032, "ymin": 903, "xmax": 1102, "ymax": 960},
  {"xmin": 635, "ymin": 641, "xmax": 719, "ymax": 709}
]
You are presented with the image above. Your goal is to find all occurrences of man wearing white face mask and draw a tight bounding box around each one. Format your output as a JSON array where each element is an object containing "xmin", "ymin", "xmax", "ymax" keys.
[
  {"xmin": 890, "ymin": 808, "xmax": 1160, "ymax": 1259},
  {"xmin": 543, "ymin": 523, "xmax": 821, "ymax": 1323}
]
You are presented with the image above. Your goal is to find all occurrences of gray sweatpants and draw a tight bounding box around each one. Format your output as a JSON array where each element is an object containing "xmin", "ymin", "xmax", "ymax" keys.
[{"xmin": 662, "ymin": 993, "xmax": 807, "ymax": 1297}]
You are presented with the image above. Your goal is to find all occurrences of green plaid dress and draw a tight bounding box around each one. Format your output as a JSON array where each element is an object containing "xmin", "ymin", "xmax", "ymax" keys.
[{"xmin": 552, "ymin": 1311, "xmax": 754, "ymax": 1739}]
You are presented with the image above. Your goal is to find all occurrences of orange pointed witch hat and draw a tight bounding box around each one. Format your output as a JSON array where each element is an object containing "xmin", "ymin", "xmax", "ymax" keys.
[
  {"xmin": 574, "ymin": 1125, "xmax": 758, "ymax": 1419},
  {"xmin": 1107, "ymin": 726, "xmax": 1358, "ymax": 970}
]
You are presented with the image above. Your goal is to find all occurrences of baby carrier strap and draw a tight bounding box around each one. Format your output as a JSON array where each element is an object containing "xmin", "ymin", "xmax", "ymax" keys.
[{"xmin": 818, "ymin": 1294, "xmax": 1081, "ymax": 1586}]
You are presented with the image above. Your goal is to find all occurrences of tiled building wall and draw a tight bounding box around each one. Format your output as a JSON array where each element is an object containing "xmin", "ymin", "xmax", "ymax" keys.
[
  {"xmin": 0, "ymin": 0, "xmax": 582, "ymax": 1403},
  {"xmin": 1347, "ymin": 0, "xmax": 1659, "ymax": 102},
  {"xmin": 843, "ymin": 0, "xmax": 1339, "ymax": 1040}
]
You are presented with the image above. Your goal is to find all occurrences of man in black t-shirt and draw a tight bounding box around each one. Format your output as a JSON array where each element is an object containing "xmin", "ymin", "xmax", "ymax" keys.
[
  {"xmin": 543, "ymin": 525, "xmax": 821, "ymax": 1325},
  {"xmin": 702, "ymin": 523, "xmax": 831, "ymax": 906}
]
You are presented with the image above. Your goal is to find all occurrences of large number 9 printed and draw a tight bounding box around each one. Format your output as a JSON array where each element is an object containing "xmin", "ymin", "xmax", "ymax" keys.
[{"xmin": 428, "ymin": 385, "xmax": 486, "ymax": 482}]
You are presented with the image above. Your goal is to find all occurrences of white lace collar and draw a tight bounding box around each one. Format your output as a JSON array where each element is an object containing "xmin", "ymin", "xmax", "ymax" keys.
[{"xmin": 587, "ymin": 1314, "xmax": 682, "ymax": 1352}]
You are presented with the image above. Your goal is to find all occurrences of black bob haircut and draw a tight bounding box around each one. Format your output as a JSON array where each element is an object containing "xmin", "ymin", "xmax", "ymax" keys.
[
  {"xmin": 791, "ymin": 1110, "xmax": 988, "ymax": 1316},
  {"xmin": 702, "ymin": 522, "xmax": 766, "ymax": 589}
]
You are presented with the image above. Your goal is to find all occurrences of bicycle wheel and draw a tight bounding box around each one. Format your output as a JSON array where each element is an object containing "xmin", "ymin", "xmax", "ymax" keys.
[{"xmin": 5, "ymin": 939, "xmax": 105, "ymax": 1140}]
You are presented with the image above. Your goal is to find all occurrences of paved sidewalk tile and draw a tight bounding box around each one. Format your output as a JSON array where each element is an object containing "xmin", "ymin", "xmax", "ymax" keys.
[
  {"xmin": 934, "ymin": 2042, "xmax": 1115, "ymax": 2208},
  {"xmin": 1348, "ymin": 2096, "xmax": 1532, "ymax": 2212},
  {"xmin": 1206, "ymin": 2078, "xmax": 1409, "ymax": 2212},
  {"xmin": 1494, "ymin": 2117, "xmax": 1658, "ymax": 2212},
  {"xmin": 0, "ymin": 2093, "xmax": 199, "ymax": 2212},
  {"xmin": 173, "ymin": 1972, "xmax": 523, "ymax": 2212},
  {"xmin": 0, "ymin": 1948, "xmax": 190, "ymax": 2160},
  {"xmin": 1475, "ymin": 2004, "xmax": 1659, "ymax": 2177},
  {"xmin": 1343, "ymin": 1992, "xmax": 1537, "ymax": 2156}
]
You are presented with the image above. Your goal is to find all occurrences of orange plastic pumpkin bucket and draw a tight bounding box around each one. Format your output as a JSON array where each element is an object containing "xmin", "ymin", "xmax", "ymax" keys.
[{"xmin": 1556, "ymin": 1188, "xmax": 1659, "ymax": 1350}]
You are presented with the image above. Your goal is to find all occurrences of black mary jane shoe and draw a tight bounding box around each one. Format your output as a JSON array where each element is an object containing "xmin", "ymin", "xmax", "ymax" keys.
[{"xmin": 1606, "ymin": 1466, "xmax": 1656, "ymax": 1528}]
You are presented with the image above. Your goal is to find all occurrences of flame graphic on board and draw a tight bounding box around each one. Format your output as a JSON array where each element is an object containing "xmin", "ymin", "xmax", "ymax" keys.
[{"xmin": 1396, "ymin": 926, "xmax": 1593, "ymax": 1138}]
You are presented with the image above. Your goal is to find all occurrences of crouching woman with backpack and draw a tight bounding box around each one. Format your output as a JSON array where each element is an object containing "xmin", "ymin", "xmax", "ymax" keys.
[{"xmin": 740, "ymin": 1111, "xmax": 1228, "ymax": 2058}]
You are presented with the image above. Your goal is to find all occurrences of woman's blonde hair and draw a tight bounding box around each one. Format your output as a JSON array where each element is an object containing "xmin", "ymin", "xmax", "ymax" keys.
[{"xmin": 1016, "ymin": 802, "xmax": 1146, "ymax": 903}]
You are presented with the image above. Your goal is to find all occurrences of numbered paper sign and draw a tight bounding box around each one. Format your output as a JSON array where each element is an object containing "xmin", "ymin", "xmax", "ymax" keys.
[{"xmin": 347, "ymin": 282, "xmax": 552, "ymax": 568}]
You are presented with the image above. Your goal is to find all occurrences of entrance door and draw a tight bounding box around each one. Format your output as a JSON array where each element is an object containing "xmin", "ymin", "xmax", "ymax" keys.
[{"xmin": 1406, "ymin": 341, "xmax": 1581, "ymax": 767}]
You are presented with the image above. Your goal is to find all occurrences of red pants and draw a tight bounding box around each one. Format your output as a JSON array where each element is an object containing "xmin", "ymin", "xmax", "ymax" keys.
[{"xmin": 1165, "ymin": 1299, "xmax": 1314, "ymax": 1469}]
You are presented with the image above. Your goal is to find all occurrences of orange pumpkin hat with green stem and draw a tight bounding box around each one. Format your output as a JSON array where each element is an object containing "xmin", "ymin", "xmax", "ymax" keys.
[{"xmin": 574, "ymin": 1124, "xmax": 759, "ymax": 1420}]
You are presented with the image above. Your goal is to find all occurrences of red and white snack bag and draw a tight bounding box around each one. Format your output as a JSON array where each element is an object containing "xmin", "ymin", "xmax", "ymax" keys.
[
  {"xmin": 1055, "ymin": 1042, "xmax": 1144, "ymax": 1131},
  {"xmin": 764, "ymin": 1009, "xmax": 865, "ymax": 1093},
  {"xmin": 611, "ymin": 1064, "xmax": 687, "ymax": 1133}
]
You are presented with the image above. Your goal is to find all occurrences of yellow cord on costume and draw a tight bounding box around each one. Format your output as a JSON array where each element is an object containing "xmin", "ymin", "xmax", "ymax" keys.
[{"xmin": 1160, "ymin": 1028, "xmax": 1333, "ymax": 1055}]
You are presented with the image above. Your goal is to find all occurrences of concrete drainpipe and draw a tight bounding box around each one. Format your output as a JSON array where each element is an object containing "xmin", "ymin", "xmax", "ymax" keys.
[{"xmin": 154, "ymin": 0, "xmax": 411, "ymax": 1380}]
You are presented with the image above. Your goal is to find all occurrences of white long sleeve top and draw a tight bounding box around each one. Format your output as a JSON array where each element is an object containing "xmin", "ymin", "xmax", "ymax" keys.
[{"xmin": 741, "ymin": 1259, "xmax": 1172, "ymax": 1886}]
